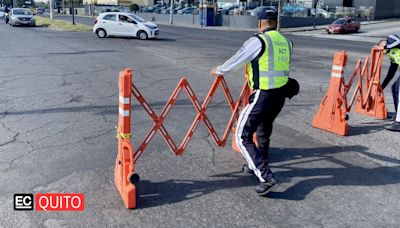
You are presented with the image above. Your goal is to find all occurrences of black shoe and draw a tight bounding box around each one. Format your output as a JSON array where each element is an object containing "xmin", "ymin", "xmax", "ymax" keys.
[
  {"xmin": 256, "ymin": 178, "xmax": 279, "ymax": 196},
  {"xmin": 242, "ymin": 164, "xmax": 253, "ymax": 174},
  {"xmin": 387, "ymin": 114, "xmax": 396, "ymax": 121},
  {"xmin": 386, "ymin": 122, "xmax": 400, "ymax": 132}
]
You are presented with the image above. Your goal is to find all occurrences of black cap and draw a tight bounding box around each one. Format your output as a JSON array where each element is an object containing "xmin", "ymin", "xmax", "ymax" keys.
[
  {"xmin": 386, "ymin": 35, "xmax": 400, "ymax": 49},
  {"xmin": 258, "ymin": 8, "xmax": 278, "ymax": 20}
]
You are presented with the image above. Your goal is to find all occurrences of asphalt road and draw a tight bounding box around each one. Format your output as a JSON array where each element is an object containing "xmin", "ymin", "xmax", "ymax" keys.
[{"xmin": 1, "ymin": 16, "xmax": 400, "ymax": 227}]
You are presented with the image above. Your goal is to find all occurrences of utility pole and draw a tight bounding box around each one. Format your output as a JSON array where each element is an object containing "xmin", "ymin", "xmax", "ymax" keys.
[
  {"xmin": 49, "ymin": 0, "xmax": 54, "ymax": 19},
  {"xmin": 71, "ymin": 0, "xmax": 75, "ymax": 25},
  {"xmin": 169, "ymin": 0, "xmax": 173, "ymax": 24},
  {"xmin": 313, "ymin": 0, "xmax": 319, "ymax": 29},
  {"xmin": 277, "ymin": 0, "xmax": 281, "ymax": 31}
]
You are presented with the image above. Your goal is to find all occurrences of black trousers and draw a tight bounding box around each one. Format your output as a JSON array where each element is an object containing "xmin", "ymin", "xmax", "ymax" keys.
[{"xmin": 235, "ymin": 88, "xmax": 286, "ymax": 183}]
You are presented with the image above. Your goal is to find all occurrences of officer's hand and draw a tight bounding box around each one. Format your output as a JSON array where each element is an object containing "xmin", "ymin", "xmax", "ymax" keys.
[{"xmin": 210, "ymin": 67, "xmax": 218, "ymax": 76}]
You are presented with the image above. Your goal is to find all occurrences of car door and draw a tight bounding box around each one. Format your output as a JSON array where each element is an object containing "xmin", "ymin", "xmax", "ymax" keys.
[
  {"xmin": 100, "ymin": 13, "xmax": 118, "ymax": 36},
  {"xmin": 350, "ymin": 19, "xmax": 358, "ymax": 32},
  {"xmin": 343, "ymin": 19, "xmax": 351, "ymax": 32},
  {"xmin": 116, "ymin": 14, "xmax": 137, "ymax": 37}
]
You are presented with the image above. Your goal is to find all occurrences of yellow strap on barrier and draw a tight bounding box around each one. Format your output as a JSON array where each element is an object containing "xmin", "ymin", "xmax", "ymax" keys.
[{"xmin": 115, "ymin": 127, "xmax": 131, "ymax": 139}]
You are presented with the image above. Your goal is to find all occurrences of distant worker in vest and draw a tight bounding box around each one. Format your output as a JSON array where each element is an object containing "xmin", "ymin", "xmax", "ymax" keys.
[
  {"xmin": 210, "ymin": 8, "xmax": 299, "ymax": 196},
  {"xmin": 381, "ymin": 35, "xmax": 400, "ymax": 131}
]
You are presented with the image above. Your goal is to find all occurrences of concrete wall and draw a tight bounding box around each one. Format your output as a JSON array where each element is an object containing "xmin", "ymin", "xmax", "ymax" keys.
[
  {"xmin": 222, "ymin": 15, "xmax": 336, "ymax": 29},
  {"xmin": 352, "ymin": 0, "xmax": 376, "ymax": 7},
  {"xmin": 137, "ymin": 13, "xmax": 340, "ymax": 29},
  {"xmin": 374, "ymin": 0, "xmax": 400, "ymax": 19},
  {"xmin": 137, "ymin": 13, "xmax": 200, "ymax": 25}
]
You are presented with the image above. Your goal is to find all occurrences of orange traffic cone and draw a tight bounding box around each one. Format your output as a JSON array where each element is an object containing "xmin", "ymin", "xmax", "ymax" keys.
[
  {"xmin": 114, "ymin": 69, "xmax": 137, "ymax": 209},
  {"xmin": 312, "ymin": 51, "xmax": 349, "ymax": 136},
  {"xmin": 355, "ymin": 47, "xmax": 388, "ymax": 119}
]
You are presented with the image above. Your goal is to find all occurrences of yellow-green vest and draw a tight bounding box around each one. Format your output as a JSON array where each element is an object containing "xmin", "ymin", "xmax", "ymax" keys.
[
  {"xmin": 388, "ymin": 48, "xmax": 400, "ymax": 65},
  {"xmin": 247, "ymin": 30, "xmax": 291, "ymax": 90}
]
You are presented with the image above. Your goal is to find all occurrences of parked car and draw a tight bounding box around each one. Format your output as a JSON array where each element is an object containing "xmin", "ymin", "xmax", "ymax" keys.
[
  {"xmin": 141, "ymin": 4, "xmax": 160, "ymax": 13},
  {"xmin": 36, "ymin": 8, "xmax": 44, "ymax": 14},
  {"xmin": 93, "ymin": 12, "xmax": 159, "ymax": 40},
  {"xmin": 247, "ymin": 6, "xmax": 275, "ymax": 16},
  {"xmin": 9, "ymin": 8, "xmax": 36, "ymax": 27},
  {"xmin": 311, "ymin": 8, "xmax": 333, "ymax": 18},
  {"xmin": 326, "ymin": 17, "xmax": 360, "ymax": 34},
  {"xmin": 154, "ymin": 5, "xmax": 168, "ymax": 14},
  {"xmin": 177, "ymin": 7, "xmax": 198, "ymax": 14},
  {"xmin": 0, "ymin": 7, "xmax": 5, "ymax": 19},
  {"xmin": 282, "ymin": 4, "xmax": 306, "ymax": 15}
]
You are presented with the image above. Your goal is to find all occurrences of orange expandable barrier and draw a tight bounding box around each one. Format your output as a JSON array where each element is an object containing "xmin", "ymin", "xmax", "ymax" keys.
[
  {"xmin": 312, "ymin": 47, "xmax": 388, "ymax": 136},
  {"xmin": 132, "ymin": 75, "xmax": 249, "ymax": 162},
  {"xmin": 115, "ymin": 69, "xmax": 252, "ymax": 209},
  {"xmin": 354, "ymin": 47, "xmax": 388, "ymax": 119},
  {"xmin": 114, "ymin": 69, "xmax": 137, "ymax": 209},
  {"xmin": 312, "ymin": 51, "xmax": 349, "ymax": 136}
]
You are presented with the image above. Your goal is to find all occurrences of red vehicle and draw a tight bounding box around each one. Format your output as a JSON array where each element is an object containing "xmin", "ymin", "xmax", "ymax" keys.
[{"xmin": 326, "ymin": 17, "xmax": 360, "ymax": 34}]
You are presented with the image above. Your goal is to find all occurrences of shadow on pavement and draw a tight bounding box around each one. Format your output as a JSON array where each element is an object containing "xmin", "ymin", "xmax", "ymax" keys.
[
  {"xmin": 267, "ymin": 145, "xmax": 400, "ymax": 200},
  {"xmin": 137, "ymin": 171, "xmax": 256, "ymax": 209},
  {"xmin": 136, "ymin": 145, "xmax": 400, "ymax": 208}
]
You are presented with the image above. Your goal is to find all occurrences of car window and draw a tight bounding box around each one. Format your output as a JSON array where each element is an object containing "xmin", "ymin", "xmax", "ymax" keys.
[
  {"xmin": 102, "ymin": 14, "xmax": 116, "ymax": 21},
  {"xmin": 128, "ymin": 14, "xmax": 145, "ymax": 23},
  {"xmin": 118, "ymin": 15, "xmax": 129, "ymax": 23},
  {"xmin": 333, "ymin": 19, "xmax": 346, "ymax": 25},
  {"xmin": 0, "ymin": 8, "xmax": 4, "ymax": 12},
  {"xmin": 13, "ymin": 9, "xmax": 32, "ymax": 15}
]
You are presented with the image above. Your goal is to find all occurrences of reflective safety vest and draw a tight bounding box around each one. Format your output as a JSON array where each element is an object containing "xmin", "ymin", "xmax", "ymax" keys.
[
  {"xmin": 247, "ymin": 30, "xmax": 292, "ymax": 90},
  {"xmin": 388, "ymin": 48, "xmax": 400, "ymax": 65}
]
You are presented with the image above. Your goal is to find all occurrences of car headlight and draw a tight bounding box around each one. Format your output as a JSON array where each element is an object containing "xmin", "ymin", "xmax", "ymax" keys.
[{"xmin": 144, "ymin": 24, "xmax": 157, "ymax": 30}]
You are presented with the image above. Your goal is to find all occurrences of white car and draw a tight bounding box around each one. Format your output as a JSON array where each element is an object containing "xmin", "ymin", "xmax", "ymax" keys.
[{"xmin": 93, "ymin": 12, "xmax": 159, "ymax": 40}]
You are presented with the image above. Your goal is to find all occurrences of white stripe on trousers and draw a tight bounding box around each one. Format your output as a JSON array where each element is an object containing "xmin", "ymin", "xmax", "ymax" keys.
[
  {"xmin": 397, "ymin": 84, "xmax": 400, "ymax": 122},
  {"xmin": 235, "ymin": 90, "xmax": 266, "ymax": 183}
]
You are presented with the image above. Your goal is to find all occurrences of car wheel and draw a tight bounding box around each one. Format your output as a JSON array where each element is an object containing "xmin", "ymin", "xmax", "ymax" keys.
[
  {"xmin": 96, "ymin": 28, "xmax": 107, "ymax": 38},
  {"xmin": 137, "ymin": 31, "xmax": 148, "ymax": 40}
]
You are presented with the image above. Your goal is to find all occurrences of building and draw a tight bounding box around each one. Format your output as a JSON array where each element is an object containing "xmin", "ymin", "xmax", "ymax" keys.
[{"xmin": 298, "ymin": 0, "xmax": 399, "ymax": 19}]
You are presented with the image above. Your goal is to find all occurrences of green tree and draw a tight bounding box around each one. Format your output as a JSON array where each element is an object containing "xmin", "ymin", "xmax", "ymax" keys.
[{"xmin": 130, "ymin": 3, "xmax": 139, "ymax": 13}]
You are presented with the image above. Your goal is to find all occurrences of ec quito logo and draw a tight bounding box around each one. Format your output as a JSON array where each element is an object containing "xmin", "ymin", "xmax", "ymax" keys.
[{"xmin": 14, "ymin": 193, "xmax": 85, "ymax": 211}]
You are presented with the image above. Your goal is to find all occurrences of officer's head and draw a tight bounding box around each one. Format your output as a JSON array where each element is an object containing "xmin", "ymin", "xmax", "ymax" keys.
[
  {"xmin": 385, "ymin": 35, "xmax": 400, "ymax": 50},
  {"xmin": 257, "ymin": 8, "xmax": 278, "ymax": 32}
]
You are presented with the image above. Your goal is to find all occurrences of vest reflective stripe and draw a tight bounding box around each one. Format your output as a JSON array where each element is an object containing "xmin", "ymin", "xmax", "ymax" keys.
[
  {"xmin": 388, "ymin": 48, "xmax": 400, "ymax": 65},
  {"xmin": 247, "ymin": 31, "xmax": 291, "ymax": 90},
  {"xmin": 260, "ymin": 71, "xmax": 290, "ymax": 77}
]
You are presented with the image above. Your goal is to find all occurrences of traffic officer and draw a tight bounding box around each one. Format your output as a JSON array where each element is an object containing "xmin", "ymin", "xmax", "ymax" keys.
[
  {"xmin": 381, "ymin": 35, "xmax": 400, "ymax": 131},
  {"xmin": 210, "ymin": 8, "xmax": 299, "ymax": 196}
]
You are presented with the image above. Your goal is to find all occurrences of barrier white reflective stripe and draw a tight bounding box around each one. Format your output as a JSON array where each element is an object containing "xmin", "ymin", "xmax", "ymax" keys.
[
  {"xmin": 119, "ymin": 108, "xmax": 130, "ymax": 117},
  {"xmin": 119, "ymin": 96, "xmax": 130, "ymax": 105},
  {"xmin": 332, "ymin": 65, "xmax": 344, "ymax": 71},
  {"xmin": 331, "ymin": 72, "xmax": 344, "ymax": 78}
]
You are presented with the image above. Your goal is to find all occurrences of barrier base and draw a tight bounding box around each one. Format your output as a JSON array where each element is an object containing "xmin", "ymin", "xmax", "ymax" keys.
[
  {"xmin": 312, "ymin": 95, "xmax": 348, "ymax": 136},
  {"xmin": 354, "ymin": 89, "xmax": 387, "ymax": 119},
  {"xmin": 114, "ymin": 139, "xmax": 136, "ymax": 209}
]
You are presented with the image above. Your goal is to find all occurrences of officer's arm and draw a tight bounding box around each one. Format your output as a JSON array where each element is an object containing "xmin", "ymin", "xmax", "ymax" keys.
[
  {"xmin": 382, "ymin": 61, "xmax": 398, "ymax": 89},
  {"xmin": 215, "ymin": 37, "xmax": 262, "ymax": 75}
]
